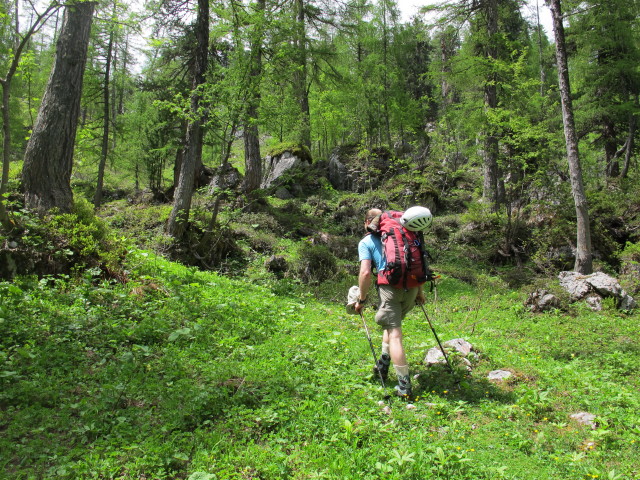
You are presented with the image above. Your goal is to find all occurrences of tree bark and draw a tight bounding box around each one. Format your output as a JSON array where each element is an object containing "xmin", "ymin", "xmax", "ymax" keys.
[
  {"xmin": 0, "ymin": 2, "xmax": 60, "ymax": 228},
  {"xmin": 548, "ymin": 0, "xmax": 592, "ymax": 274},
  {"xmin": 94, "ymin": 9, "xmax": 115, "ymax": 209},
  {"xmin": 293, "ymin": 0, "xmax": 311, "ymax": 151},
  {"xmin": 481, "ymin": 0, "xmax": 503, "ymax": 210},
  {"xmin": 21, "ymin": 1, "xmax": 95, "ymax": 214},
  {"xmin": 166, "ymin": 0, "xmax": 209, "ymax": 238},
  {"xmin": 243, "ymin": 0, "xmax": 266, "ymax": 193},
  {"xmin": 620, "ymin": 96, "xmax": 637, "ymax": 179}
]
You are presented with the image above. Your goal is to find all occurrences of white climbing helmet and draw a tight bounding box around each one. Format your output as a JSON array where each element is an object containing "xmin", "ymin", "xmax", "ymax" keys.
[{"xmin": 401, "ymin": 206, "xmax": 433, "ymax": 232}]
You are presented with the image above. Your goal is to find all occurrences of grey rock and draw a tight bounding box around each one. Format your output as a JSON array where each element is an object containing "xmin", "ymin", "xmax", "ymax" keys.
[
  {"xmin": 619, "ymin": 294, "xmax": 637, "ymax": 311},
  {"xmin": 558, "ymin": 271, "xmax": 591, "ymax": 299},
  {"xmin": 424, "ymin": 338, "xmax": 475, "ymax": 370},
  {"xmin": 585, "ymin": 295, "xmax": 602, "ymax": 311},
  {"xmin": 327, "ymin": 153, "xmax": 351, "ymax": 190},
  {"xmin": 487, "ymin": 370, "xmax": 512, "ymax": 381},
  {"xmin": 525, "ymin": 289, "xmax": 560, "ymax": 312},
  {"xmin": 274, "ymin": 187, "xmax": 293, "ymax": 200},
  {"xmin": 444, "ymin": 338, "xmax": 473, "ymax": 356},
  {"xmin": 262, "ymin": 152, "xmax": 306, "ymax": 189},
  {"xmin": 209, "ymin": 164, "xmax": 242, "ymax": 191},
  {"xmin": 558, "ymin": 271, "xmax": 636, "ymax": 311},
  {"xmin": 586, "ymin": 272, "xmax": 623, "ymax": 297},
  {"xmin": 570, "ymin": 412, "xmax": 597, "ymax": 429},
  {"xmin": 425, "ymin": 347, "xmax": 446, "ymax": 365}
]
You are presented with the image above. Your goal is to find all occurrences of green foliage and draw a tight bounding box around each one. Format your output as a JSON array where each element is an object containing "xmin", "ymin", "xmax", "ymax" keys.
[
  {"xmin": 3, "ymin": 0, "xmax": 640, "ymax": 477},
  {"xmin": 1, "ymin": 254, "xmax": 638, "ymax": 479},
  {"xmin": 293, "ymin": 242, "xmax": 338, "ymax": 284},
  {"xmin": 619, "ymin": 241, "xmax": 640, "ymax": 294},
  {"xmin": 2, "ymin": 198, "xmax": 129, "ymax": 278}
]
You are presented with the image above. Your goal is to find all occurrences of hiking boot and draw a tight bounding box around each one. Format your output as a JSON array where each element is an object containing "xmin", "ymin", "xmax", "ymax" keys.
[
  {"xmin": 395, "ymin": 375, "xmax": 412, "ymax": 397},
  {"xmin": 373, "ymin": 354, "xmax": 391, "ymax": 382}
]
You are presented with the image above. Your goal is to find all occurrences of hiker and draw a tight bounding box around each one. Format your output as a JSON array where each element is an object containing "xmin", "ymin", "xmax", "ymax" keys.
[{"xmin": 354, "ymin": 208, "xmax": 427, "ymax": 397}]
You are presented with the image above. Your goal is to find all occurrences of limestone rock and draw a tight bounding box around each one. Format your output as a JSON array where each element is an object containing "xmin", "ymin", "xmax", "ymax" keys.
[
  {"xmin": 525, "ymin": 289, "xmax": 560, "ymax": 312},
  {"xmin": 262, "ymin": 151, "xmax": 308, "ymax": 189},
  {"xmin": 487, "ymin": 370, "xmax": 512, "ymax": 381},
  {"xmin": 570, "ymin": 412, "xmax": 597, "ymax": 429},
  {"xmin": 558, "ymin": 271, "xmax": 636, "ymax": 310},
  {"xmin": 444, "ymin": 338, "xmax": 473, "ymax": 356}
]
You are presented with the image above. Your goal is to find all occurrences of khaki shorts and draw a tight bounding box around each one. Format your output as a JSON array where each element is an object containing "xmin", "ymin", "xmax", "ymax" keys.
[{"xmin": 375, "ymin": 285, "xmax": 418, "ymax": 329}]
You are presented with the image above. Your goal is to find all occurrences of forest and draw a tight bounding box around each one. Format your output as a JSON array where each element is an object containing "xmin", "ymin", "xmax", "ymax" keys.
[{"xmin": 1, "ymin": 0, "xmax": 639, "ymax": 478}]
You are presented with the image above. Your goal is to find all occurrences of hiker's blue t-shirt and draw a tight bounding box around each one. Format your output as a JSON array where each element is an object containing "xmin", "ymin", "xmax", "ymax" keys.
[{"xmin": 358, "ymin": 234, "xmax": 386, "ymax": 271}]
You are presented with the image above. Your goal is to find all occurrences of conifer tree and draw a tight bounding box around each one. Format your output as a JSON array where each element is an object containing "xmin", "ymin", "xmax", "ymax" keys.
[{"xmin": 22, "ymin": 0, "xmax": 95, "ymax": 214}]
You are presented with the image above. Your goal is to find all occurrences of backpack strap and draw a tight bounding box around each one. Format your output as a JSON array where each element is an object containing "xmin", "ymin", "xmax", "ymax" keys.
[{"xmin": 400, "ymin": 228, "xmax": 411, "ymax": 290}]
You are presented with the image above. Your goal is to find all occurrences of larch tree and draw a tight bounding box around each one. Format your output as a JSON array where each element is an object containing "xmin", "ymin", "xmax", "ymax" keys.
[
  {"xmin": 547, "ymin": 0, "xmax": 592, "ymax": 274},
  {"xmin": 166, "ymin": 0, "xmax": 209, "ymax": 238},
  {"xmin": 242, "ymin": 0, "xmax": 266, "ymax": 194},
  {"xmin": 570, "ymin": 0, "xmax": 640, "ymax": 178},
  {"xmin": 292, "ymin": 0, "xmax": 311, "ymax": 150},
  {"xmin": 93, "ymin": 0, "xmax": 130, "ymax": 208},
  {"xmin": 21, "ymin": 0, "xmax": 95, "ymax": 214},
  {"xmin": 0, "ymin": 1, "xmax": 60, "ymax": 228}
]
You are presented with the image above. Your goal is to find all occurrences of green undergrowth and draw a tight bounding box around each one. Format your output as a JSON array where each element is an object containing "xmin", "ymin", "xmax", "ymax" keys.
[{"xmin": 1, "ymin": 253, "xmax": 639, "ymax": 479}]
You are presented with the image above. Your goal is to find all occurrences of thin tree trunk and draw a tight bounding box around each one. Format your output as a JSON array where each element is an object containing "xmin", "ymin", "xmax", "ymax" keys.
[
  {"xmin": 166, "ymin": 0, "xmax": 209, "ymax": 238},
  {"xmin": 94, "ymin": 16, "xmax": 115, "ymax": 209},
  {"xmin": 482, "ymin": 0, "xmax": 503, "ymax": 210},
  {"xmin": 243, "ymin": 0, "xmax": 265, "ymax": 193},
  {"xmin": 604, "ymin": 117, "xmax": 619, "ymax": 177},
  {"xmin": 621, "ymin": 97, "xmax": 637, "ymax": 179},
  {"xmin": 535, "ymin": 0, "xmax": 546, "ymax": 97},
  {"xmin": 548, "ymin": 0, "xmax": 592, "ymax": 274},
  {"xmin": 22, "ymin": 1, "xmax": 95, "ymax": 214},
  {"xmin": 293, "ymin": 0, "xmax": 311, "ymax": 151}
]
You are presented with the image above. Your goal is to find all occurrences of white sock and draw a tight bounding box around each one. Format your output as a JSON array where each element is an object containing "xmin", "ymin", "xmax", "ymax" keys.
[
  {"xmin": 394, "ymin": 364, "xmax": 410, "ymax": 378},
  {"xmin": 381, "ymin": 342, "xmax": 390, "ymax": 357}
]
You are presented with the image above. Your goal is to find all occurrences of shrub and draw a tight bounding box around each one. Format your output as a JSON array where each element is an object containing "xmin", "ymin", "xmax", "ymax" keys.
[
  {"xmin": 294, "ymin": 243, "xmax": 338, "ymax": 284},
  {"xmin": 619, "ymin": 241, "xmax": 640, "ymax": 294},
  {"xmin": 1, "ymin": 198, "xmax": 129, "ymax": 279}
]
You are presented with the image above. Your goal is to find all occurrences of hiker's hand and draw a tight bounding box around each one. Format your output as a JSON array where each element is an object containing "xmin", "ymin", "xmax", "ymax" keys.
[
  {"xmin": 415, "ymin": 291, "xmax": 426, "ymax": 305},
  {"xmin": 355, "ymin": 301, "xmax": 365, "ymax": 314}
]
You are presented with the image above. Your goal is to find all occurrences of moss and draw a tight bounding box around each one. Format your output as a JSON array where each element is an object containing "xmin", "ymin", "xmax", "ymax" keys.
[{"xmin": 265, "ymin": 142, "xmax": 313, "ymax": 164}]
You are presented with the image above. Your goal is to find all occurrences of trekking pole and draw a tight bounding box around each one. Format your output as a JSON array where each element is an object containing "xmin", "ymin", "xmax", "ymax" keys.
[
  {"xmin": 359, "ymin": 311, "xmax": 387, "ymax": 389},
  {"xmin": 419, "ymin": 304, "xmax": 454, "ymax": 374}
]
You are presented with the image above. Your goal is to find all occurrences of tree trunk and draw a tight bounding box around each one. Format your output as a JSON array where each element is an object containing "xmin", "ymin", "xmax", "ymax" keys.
[
  {"xmin": 548, "ymin": 0, "xmax": 593, "ymax": 274},
  {"xmin": 481, "ymin": 0, "xmax": 503, "ymax": 210},
  {"xmin": 22, "ymin": 1, "xmax": 95, "ymax": 214},
  {"xmin": 166, "ymin": 0, "xmax": 209, "ymax": 238},
  {"xmin": 620, "ymin": 97, "xmax": 637, "ymax": 179},
  {"xmin": 535, "ymin": 0, "xmax": 546, "ymax": 96},
  {"xmin": 603, "ymin": 117, "xmax": 619, "ymax": 177},
  {"xmin": 94, "ymin": 15, "xmax": 115, "ymax": 209},
  {"xmin": 293, "ymin": 0, "xmax": 311, "ymax": 151},
  {"xmin": 243, "ymin": 0, "xmax": 265, "ymax": 194},
  {"xmin": 0, "ymin": 1, "xmax": 60, "ymax": 228}
]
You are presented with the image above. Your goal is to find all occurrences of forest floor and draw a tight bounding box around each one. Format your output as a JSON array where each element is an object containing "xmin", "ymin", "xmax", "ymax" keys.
[{"xmin": 1, "ymin": 249, "xmax": 638, "ymax": 479}]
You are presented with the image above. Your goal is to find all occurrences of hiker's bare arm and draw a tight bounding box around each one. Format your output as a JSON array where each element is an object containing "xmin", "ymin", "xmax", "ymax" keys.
[
  {"xmin": 358, "ymin": 259, "xmax": 372, "ymax": 297},
  {"xmin": 356, "ymin": 259, "xmax": 373, "ymax": 312}
]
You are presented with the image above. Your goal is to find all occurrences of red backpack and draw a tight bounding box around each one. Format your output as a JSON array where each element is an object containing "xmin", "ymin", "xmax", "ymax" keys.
[{"xmin": 369, "ymin": 210, "xmax": 431, "ymax": 290}]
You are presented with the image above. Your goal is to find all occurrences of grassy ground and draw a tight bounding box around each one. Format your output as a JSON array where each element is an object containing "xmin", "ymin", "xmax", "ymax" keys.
[{"xmin": 1, "ymin": 251, "xmax": 639, "ymax": 479}]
